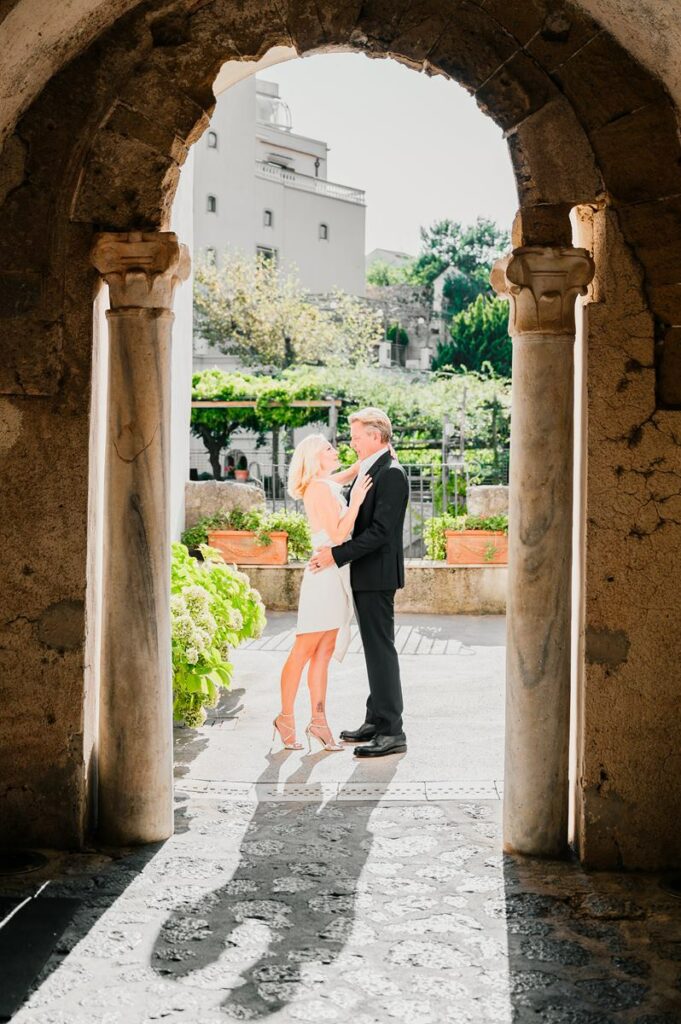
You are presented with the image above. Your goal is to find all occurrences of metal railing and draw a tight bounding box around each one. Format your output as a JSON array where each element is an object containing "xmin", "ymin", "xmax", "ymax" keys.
[
  {"xmin": 197, "ymin": 459, "xmax": 470, "ymax": 558},
  {"xmin": 189, "ymin": 439, "xmax": 509, "ymax": 556},
  {"xmin": 255, "ymin": 161, "xmax": 366, "ymax": 205}
]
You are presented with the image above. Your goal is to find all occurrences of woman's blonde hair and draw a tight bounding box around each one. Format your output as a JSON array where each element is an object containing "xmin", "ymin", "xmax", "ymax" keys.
[{"xmin": 287, "ymin": 433, "xmax": 330, "ymax": 500}]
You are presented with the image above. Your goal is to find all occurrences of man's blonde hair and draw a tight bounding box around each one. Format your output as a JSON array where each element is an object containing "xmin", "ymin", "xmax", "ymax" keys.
[{"xmin": 348, "ymin": 407, "xmax": 392, "ymax": 444}]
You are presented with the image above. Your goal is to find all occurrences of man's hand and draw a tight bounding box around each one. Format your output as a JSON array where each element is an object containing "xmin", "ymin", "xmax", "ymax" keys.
[{"xmin": 309, "ymin": 545, "xmax": 335, "ymax": 573}]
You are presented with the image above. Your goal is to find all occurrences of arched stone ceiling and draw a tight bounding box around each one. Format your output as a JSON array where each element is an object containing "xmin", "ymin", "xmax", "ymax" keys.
[
  {"xmin": 2, "ymin": 0, "xmax": 681, "ymax": 382},
  {"xmin": 1, "ymin": 0, "xmax": 681, "ymax": 149}
]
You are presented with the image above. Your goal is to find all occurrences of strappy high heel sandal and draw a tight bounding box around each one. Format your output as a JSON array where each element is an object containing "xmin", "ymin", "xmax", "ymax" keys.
[
  {"xmin": 272, "ymin": 713, "xmax": 303, "ymax": 750},
  {"xmin": 305, "ymin": 716, "xmax": 344, "ymax": 752}
]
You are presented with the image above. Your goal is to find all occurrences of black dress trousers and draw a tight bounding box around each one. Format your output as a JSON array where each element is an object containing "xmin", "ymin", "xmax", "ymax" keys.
[{"xmin": 353, "ymin": 589, "xmax": 404, "ymax": 737}]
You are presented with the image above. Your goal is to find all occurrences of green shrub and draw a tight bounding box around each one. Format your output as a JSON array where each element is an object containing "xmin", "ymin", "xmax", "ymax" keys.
[
  {"xmin": 425, "ymin": 513, "xmax": 508, "ymax": 560},
  {"xmin": 181, "ymin": 507, "xmax": 312, "ymax": 561},
  {"xmin": 171, "ymin": 542, "xmax": 266, "ymax": 727}
]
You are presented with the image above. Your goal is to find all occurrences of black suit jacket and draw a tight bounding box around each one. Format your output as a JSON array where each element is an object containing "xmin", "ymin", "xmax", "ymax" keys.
[{"xmin": 331, "ymin": 451, "xmax": 409, "ymax": 591}]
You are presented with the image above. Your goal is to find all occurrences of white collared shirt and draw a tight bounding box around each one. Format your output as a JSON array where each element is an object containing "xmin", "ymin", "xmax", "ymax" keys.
[{"xmin": 356, "ymin": 446, "xmax": 390, "ymax": 481}]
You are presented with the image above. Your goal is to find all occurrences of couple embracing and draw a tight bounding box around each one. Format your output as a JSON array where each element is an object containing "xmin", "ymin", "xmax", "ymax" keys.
[{"xmin": 272, "ymin": 407, "xmax": 409, "ymax": 759}]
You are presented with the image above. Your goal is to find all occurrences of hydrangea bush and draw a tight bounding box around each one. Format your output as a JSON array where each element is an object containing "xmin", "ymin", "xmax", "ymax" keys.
[{"xmin": 171, "ymin": 542, "xmax": 266, "ymax": 727}]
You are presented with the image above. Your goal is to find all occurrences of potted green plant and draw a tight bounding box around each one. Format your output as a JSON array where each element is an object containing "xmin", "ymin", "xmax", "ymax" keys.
[
  {"xmin": 425, "ymin": 513, "xmax": 508, "ymax": 564},
  {"xmin": 235, "ymin": 455, "xmax": 249, "ymax": 482},
  {"xmin": 181, "ymin": 508, "xmax": 312, "ymax": 566}
]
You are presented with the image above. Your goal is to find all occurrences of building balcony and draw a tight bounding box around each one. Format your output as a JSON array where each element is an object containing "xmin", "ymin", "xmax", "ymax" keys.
[{"xmin": 255, "ymin": 160, "xmax": 366, "ymax": 206}]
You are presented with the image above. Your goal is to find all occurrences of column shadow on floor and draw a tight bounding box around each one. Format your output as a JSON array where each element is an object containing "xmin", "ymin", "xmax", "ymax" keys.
[
  {"xmin": 152, "ymin": 751, "xmax": 401, "ymax": 1018},
  {"xmin": 0, "ymin": 841, "xmax": 165, "ymax": 1020},
  {"xmin": 502, "ymin": 853, "xmax": 681, "ymax": 1022}
]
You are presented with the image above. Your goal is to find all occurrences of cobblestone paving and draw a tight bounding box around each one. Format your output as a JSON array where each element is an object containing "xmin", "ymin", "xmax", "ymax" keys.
[{"xmin": 5, "ymin": 796, "xmax": 681, "ymax": 1023}]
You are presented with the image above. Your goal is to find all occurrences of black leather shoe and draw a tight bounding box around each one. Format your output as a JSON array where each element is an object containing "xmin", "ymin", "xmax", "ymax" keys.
[
  {"xmin": 353, "ymin": 733, "xmax": 407, "ymax": 757},
  {"xmin": 339, "ymin": 722, "xmax": 377, "ymax": 743}
]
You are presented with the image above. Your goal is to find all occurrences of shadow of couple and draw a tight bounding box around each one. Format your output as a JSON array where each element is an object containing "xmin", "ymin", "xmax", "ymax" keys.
[{"xmin": 155, "ymin": 745, "xmax": 403, "ymax": 1019}]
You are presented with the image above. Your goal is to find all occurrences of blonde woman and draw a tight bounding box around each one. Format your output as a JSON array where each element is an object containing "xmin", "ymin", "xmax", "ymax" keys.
[{"xmin": 272, "ymin": 434, "xmax": 372, "ymax": 752}]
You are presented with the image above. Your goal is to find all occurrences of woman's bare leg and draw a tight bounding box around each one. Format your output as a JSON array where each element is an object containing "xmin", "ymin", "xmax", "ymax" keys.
[
  {"xmin": 275, "ymin": 632, "xmax": 323, "ymax": 745},
  {"xmin": 307, "ymin": 630, "xmax": 339, "ymax": 745}
]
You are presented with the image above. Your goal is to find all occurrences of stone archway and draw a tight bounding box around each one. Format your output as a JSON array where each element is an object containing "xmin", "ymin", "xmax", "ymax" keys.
[{"xmin": 2, "ymin": 0, "xmax": 681, "ymax": 871}]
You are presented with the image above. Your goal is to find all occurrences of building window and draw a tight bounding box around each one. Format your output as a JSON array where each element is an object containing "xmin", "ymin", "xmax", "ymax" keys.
[
  {"xmin": 319, "ymin": 223, "xmax": 329, "ymax": 241},
  {"xmin": 263, "ymin": 209, "xmax": 273, "ymax": 227},
  {"xmin": 207, "ymin": 130, "xmax": 218, "ymax": 149},
  {"xmin": 207, "ymin": 194, "xmax": 217, "ymax": 213},
  {"xmin": 256, "ymin": 245, "xmax": 277, "ymax": 264},
  {"xmin": 205, "ymin": 247, "xmax": 217, "ymax": 264}
]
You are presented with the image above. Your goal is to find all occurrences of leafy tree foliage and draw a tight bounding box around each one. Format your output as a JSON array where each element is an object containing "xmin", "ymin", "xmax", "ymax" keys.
[
  {"xmin": 190, "ymin": 370, "xmax": 263, "ymax": 480},
  {"xmin": 432, "ymin": 294, "xmax": 512, "ymax": 377},
  {"xmin": 190, "ymin": 368, "xmax": 335, "ymax": 480},
  {"xmin": 386, "ymin": 322, "xmax": 410, "ymax": 346},
  {"xmin": 366, "ymin": 259, "xmax": 415, "ymax": 286},
  {"xmin": 194, "ymin": 251, "xmax": 384, "ymax": 369},
  {"xmin": 276, "ymin": 365, "xmax": 511, "ymax": 451},
  {"xmin": 190, "ymin": 366, "xmax": 512, "ymax": 479},
  {"xmin": 411, "ymin": 216, "xmax": 510, "ymax": 291}
]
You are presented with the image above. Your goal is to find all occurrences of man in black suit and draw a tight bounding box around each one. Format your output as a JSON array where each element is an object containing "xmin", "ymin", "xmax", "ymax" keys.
[{"xmin": 308, "ymin": 407, "xmax": 409, "ymax": 757}]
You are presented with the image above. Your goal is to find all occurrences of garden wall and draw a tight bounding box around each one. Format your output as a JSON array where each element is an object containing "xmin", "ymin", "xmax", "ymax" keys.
[
  {"xmin": 241, "ymin": 561, "xmax": 507, "ymax": 615},
  {"xmin": 185, "ymin": 480, "xmax": 264, "ymax": 528}
]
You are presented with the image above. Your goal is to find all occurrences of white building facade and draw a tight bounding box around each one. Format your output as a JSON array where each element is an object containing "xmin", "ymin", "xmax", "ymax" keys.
[
  {"xmin": 189, "ymin": 74, "xmax": 369, "ymax": 480},
  {"xmin": 193, "ymin": 76, "xmax": 366, "ymax": 297}
]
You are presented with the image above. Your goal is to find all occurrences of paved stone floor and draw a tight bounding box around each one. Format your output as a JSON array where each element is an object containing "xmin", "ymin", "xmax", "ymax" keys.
[
  {"xmin": 4, "ymin": 615, "xmax": 681, "ymax": 1022},
  {"xmin": 177, "ymin": 613, "xmax": 507, "ymax": 794}
]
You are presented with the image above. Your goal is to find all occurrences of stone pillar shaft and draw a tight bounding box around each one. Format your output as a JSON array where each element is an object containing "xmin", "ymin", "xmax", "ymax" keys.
[
  {"xmin": 492, "ymin": 246, "xmax": 594, "ymax": 858},
  {"xmin": 91, "ymin": 231, "xmax": 190, "ymax": 845}
]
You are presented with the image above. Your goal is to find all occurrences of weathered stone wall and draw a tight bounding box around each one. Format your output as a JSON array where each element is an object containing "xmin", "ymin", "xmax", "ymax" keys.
[
  {"xmin": 184, "ymin": 480, "xmax": 265, "ymax": 529},
  {"xmin": 0, "ymin": 228, "xmax": 98, "ymax": 848},
  {"xmin": 467, "ymin": 485, "xmax": 509, "ymax": 518},
  {"xmin": 576, "ymin": 207, "xmax": 681, "ymax": 869},
  {"xmin": 364, "ymin": 283, "xmax": 434, "ymax": 361}
]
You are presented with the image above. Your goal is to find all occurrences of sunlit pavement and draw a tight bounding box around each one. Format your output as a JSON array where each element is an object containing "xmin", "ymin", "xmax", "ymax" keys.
[
  {"xmin": 176, "ymin": 612, "xmax": 506, "ymax": 798},
  {"xmin": 4, "ymin": 615, "xmax": 681, "ymax": 1023}
]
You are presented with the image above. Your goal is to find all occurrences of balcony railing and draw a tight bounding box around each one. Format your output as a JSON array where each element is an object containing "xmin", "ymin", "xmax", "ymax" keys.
[{"xmin": 255, "ymin": 161, "xmax": 366, "ymax": 205}]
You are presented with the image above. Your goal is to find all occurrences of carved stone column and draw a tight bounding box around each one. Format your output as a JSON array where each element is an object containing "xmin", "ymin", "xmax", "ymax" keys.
[
  {"xmin": 91, "ymin": 231, "xmax": 190, "ymax": 845},
  {"xmin": 491, "ymin": 246, "xmax": 594, "ymax": 858}
]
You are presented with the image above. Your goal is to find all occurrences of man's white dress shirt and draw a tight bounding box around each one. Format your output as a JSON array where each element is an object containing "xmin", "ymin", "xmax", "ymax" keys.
[{"xmin": 356, "ymin": 446, "xmax": 390, "ymax": 481}]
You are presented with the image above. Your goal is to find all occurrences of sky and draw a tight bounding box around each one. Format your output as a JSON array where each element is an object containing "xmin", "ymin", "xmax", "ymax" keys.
[{"xmin": 258, "ymin": 53, "xmax": 518, "ymax": 258}]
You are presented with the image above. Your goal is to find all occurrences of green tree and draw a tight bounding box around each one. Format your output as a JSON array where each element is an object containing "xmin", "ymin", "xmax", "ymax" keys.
[
  {"xmin": 412, "ymin": 217, "xmax": 510, "ymax": 287},
  {"xmin": 190, "ymin": 368, "xmax": 329, "ymax": 480},
  {"xmin": 432, "ymin": 294, "xmax": 512, "ymax": 377},
  {"xmin": 190, "ymin": 370, "xmax": 264, "ymax": 480},
  {"xmin": 366, "ymin": 259, "xmax": 415, "ymax": 287},
  {"xmin": 386, "ymin": 322, "xmax": 409, "ymax": 346},
  {"xmin": 280, "ymin": 364, "xmax": 511, "ymax": 453},
  {"xmin": 411, "ymin": 217, "xmax": 510, "ymax": 319},
  {"xmin": 194, "ymin": 251, "xmax": 383, "ymax": 369}
]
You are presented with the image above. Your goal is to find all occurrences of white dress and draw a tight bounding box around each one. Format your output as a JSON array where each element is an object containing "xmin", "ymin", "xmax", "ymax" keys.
[{"xmin": 296, "ymin": 478, "xmax": 354, "ymax": 662}]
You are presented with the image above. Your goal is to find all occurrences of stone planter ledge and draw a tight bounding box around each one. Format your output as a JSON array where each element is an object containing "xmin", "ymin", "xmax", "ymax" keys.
[{"xmin": 239, "ymin": 559, "xmax": 507, "ymax": 615}]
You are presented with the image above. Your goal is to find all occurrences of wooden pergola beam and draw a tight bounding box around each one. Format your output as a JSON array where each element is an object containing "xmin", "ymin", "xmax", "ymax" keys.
[{"xmin": 191, "ymin": 399, "xmax": 342, "ymax": 408}]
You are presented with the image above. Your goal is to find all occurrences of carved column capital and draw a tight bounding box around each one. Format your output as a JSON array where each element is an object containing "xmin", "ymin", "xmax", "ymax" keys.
[
  {"xmin": 490, "ymin": 246, "xmax": 594, "ymax": 337},
  {"xmin": 91, "ymin": 231, "xmax": 190, "ymax": 309}
]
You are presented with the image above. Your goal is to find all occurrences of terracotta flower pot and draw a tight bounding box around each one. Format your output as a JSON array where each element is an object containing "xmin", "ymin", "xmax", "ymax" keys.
[
  {"xmin": 444, "ymin": 530, "xmax": 508, "ymax": 565},
  {"xmin": 207, "ymin": 530, "xmax": 288, "ymax": 565},
  {"xmin": 234, "ymin": 469, "xmax": 249, "ymax": 482}
]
